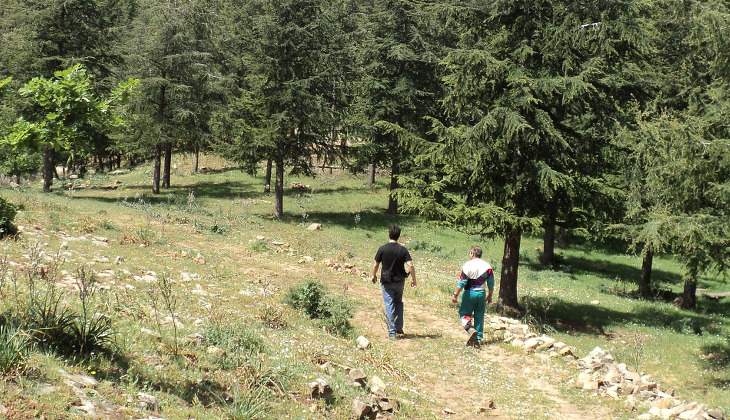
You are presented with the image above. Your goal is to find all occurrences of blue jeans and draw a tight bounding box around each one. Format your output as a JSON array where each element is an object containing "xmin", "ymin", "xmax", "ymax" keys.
[{"xmin": 381, "ymin": 281, "xmax": 405, "ymax": 337}]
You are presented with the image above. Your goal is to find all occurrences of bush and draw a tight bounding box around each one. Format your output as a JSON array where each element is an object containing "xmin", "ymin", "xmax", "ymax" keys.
[
  {"xmin": 0, "ymin": 196, "xmax": 18, "ymax": 238},
  {"xmin": 286, "ymin": 280, "xmax": 354, "ymax": 337},
  {"xmin": 0, "ymin": 323, "xmax": 32, "ymax": 374}
]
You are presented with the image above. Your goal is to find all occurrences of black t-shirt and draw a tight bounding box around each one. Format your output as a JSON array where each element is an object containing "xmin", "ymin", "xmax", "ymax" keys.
[{"xmin": 374, "ymin": 242, "xmax": 412, "ymax": 282}]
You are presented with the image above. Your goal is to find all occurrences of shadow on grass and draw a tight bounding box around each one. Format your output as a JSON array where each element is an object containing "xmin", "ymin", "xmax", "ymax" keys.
[
  {"xmin": 400, "ymin": 332, "xmax": 442, "ymax": 340},
  {"xmin": 523, "ymin": 296, "xmax": 722, "ymax": 338},
  {"xmin": 290, "ymin": 210, "xmax": 419, "ymax": 232},
  {"xmin": 93, "ymin": 347, "xmax": 232, "ymax": 408},
  {"xmin": 556, "ymin": 255, "xmax": 684, "ymax": 286},
  {"xmin": 700, "ymin": 338, "xmax": 730, "ymax": 370}
]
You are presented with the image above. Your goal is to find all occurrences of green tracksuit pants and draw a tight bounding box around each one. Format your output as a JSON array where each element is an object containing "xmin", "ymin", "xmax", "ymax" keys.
[{"xmin": 459, "ymin": 289, "xmax": 486, "ymax": 340}]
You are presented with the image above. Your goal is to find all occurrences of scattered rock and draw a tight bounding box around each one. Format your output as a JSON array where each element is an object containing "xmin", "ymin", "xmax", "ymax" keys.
[
  {"xmin": 353, "ymin": 396, "xmax": 375, "ymax": 419},
  {"xmin": 308, "ymin": 378, "xmax": 333, "ymax": 402},
  {"xmin": 307, "ymin": 223, "xmax": 322, "ymax": 231},
  {"xmin": 140, "ymin": 328, "xmax": 161, "ymax": 340},
  {"xmin": 357, "ymin": 335, "xmax": 371, "ymax": 350},
  {"xmin": 137, "ymin": 392, "xmax": 158, "ymax": 411},
  {"xmin": 369, "ymin": 375, "xmax": 387, "ymax": 392},
  {"xmin": 348, "ymin": 368, "xmax": 367, "ymax": 386},
  {"xmin": 479, "ymin": 397, "xmax": 496, "ymax": 411},
  {"xmin": 206, "ymin": 346, "xmax": 226, "ymax": 357}
]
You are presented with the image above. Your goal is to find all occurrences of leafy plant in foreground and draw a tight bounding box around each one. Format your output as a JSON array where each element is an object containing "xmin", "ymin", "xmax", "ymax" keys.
[
  {"xmin": 0, "ymin": 324, "xmax": 32, "ymax": 374},
  {"xmin": 286, "ymin": 279, "xmax": 354, "ymax": 337}
]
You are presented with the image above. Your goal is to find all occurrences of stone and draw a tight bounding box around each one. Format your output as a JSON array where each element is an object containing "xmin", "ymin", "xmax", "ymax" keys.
[
  {"xmin": 559, "ymin": 346, "xmax": 574, "ymax": 357},
  {"xmin": 625, "ymin": 395, "xmax": 636, "ymax": 412},
  {"xmin": 369, "ymin": 375, "xmax": 387, "ymax": 391},
  {"xmin": 193, "ymin": 253, "xmax": 205, "ymax": 264},
  {"xmin": 537, "ymin": 336, "xmax": 556, "ymax": 350},
  {"xmin": 307, "ymin": 223, "xmax": 322, "ymax": 231},
  {"xmin": 706, "ymin": 409, "xmax": 724, "ymax": 419},
  {"xmin": 479, "ymin": 398, "xmax": 496, "ymax": 411},
  {"xmin": 140, "ymin": 328, "xmax": 161, "ymax": 340},
  {"xmin": 603, "ymin": 369, "xmax": 621, "ymax": 385},
  {"xmin": 348, "ymin": 368, "xmax": 367, "ymax": 385},
  {"xmin": 137, "ymin": 392, "xmax": 159, "ymax": 411},
  {"xmin": 576, "ymin": 372, "xmax": 592, "ymax": 388},
  {"xmin": 677, "ymin": 408, "xmax": 703, "ymax": 419},
  {"xmin": 357, "ymin": 336, "xmax": 371, "ymax": 350},
  {"xmin": 523, "ymin": 337, "xmax": 540, "ymax": 351},
  {"xmin": 206, "ymin": 346, "xmax": 226, "ymax": 357},
  {"xmin": 623, "ymin": 371, "xmax": 642, "ymax": 383},
  {"xmin": 353, "ymin": 396, "xmax": 373, "ymax": 419},
  {"xmin": 553, "ymin": 341, "xmax": 567, "ymax": 351},
  {"xmin": 308, "ymin": 378, "xmax": 333, "ymax": 402},
  {"xmin": 319, "ymin": 362, "xmax": 335, "ymax": 375},
  {"xmin": 605, "ymin": 385, "xmax": 620, "ymax": 399},
  {"xmin": 185, "ymin": 333, "xmax": 205, "ymax": 346},
  {"xmin": 582, "ymin": 380, "xmax": 600, "ymax": 391}
]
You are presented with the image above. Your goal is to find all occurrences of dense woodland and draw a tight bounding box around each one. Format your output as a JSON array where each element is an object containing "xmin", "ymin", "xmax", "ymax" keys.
[{"xmin": 1, "ymin": 0, "xmax": 729, "ymax": 314}]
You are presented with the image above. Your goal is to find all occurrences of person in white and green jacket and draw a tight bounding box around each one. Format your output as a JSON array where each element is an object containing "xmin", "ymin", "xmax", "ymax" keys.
[{"xmin": 451, "ymin": 246, "xmax": 495, "ymax": 345}]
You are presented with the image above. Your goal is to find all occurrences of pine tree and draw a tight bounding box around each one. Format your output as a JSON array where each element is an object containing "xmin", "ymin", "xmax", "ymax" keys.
[{"xmin": 399, "ymin": 0, "xmax": 652, "ymax": 313}]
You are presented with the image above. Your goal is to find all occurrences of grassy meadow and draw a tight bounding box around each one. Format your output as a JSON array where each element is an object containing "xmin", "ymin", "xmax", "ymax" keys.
[{"xmin": 0, "ymin": 153, "xmax": 728, "ymax": 419}]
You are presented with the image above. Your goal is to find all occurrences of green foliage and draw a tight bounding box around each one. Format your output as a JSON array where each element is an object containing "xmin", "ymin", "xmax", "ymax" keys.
[
  {"xmin": 0, "ymin": 196, "xmax": 18, "ymax": 238},
  {"xmin": 285, "ymin": 279, "xmax": 354, "ymax": 337},
  {"xmin": 0, "ymin": 324, "xmax": 32, "ymax": 374},
  {"xmin": 205, "ymin": 322, "xmax": 266, "ymax": 357}
]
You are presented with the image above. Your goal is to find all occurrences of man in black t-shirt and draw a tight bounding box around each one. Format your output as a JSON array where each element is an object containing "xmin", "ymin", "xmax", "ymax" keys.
[{"xmin": 372, "ymin": 225, "xmax": 418, "ymax": 338}]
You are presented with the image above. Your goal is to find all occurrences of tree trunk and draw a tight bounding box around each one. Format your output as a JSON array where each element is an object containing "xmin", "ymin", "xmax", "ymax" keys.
[
  {"xmin": 368, "ymin": 163, "xmax": 375, "ymax": 189},
  {"xmin": 193, "ymin": 146, "xmax": 200, "ymax": 172},
  {"xmin": 152, "ymin": 144, "xmax": 161, "ymax": 194},
  {"xmin": 541, "ymin": 218, "xmax": 556, "ymax": 266},
  {"xmin": 274, "ymin": 153, "xmax": 284, "ymax": 218},
  {"xmin": 116, "ymin": 154, "xmax": 121, "ymax": 169},
  {"xmin": 497, "ymin": 227, "xmax": 522, "ymax": 314},
  {"xmin": 387, "ymin": 157, "xmax": 399, "ymax": 214},
  {"xmin": 162, "ymin": 142, "xmax": 172, "ymax": 189},
  {"xmin": 264, "ymin": 158, "xmax": 272, "ymax": 193},
  {"xmin": 97, "ymin": 155, "xmax": 104, "ymax": 173},
  {"xmin": 43, "ymin": 147, "xmax": 55, "ymax": 193},
  {"xmin": 680, "ymin": 262, "xmax": 698, "ymax": 309},
  {"xmin": 638, "ymin": 248, "xmax": 653, "ymax": 298}
]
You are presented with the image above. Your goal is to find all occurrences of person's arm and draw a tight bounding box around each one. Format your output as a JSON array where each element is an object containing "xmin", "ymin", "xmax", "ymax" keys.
[
  {"xmin": 451, "ymin": 287, "xmax": 462, "ymax": 303},
  {"xmin": 487, "ymin": 269, "xmax": 495, "ymax": 304},
  {"xmin": 371, "ymin": 261, "xmax": 380, "ymax": 284},
  {"xmin": 406, "ymin": 260, "xmax": 416, "ymax": 287},
  {"xmin": 451, "ymin": 271, "xmax": 469, "ymax": 303}
]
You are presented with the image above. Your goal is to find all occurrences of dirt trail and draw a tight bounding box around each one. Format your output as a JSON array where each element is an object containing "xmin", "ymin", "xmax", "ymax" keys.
[{"xmin": 345, "ymin": 279, "xmax": 615, "ymax": 420}]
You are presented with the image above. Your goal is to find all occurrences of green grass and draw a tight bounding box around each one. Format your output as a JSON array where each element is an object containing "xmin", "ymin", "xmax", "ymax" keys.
[{"xmin": 0, "ymin": 153, "xmax": 728, "ymax": 418}]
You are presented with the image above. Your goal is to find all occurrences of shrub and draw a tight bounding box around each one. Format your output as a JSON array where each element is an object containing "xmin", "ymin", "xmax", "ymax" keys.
[
  {"xmin": 0, "ymin": 324, "xmax": 32, "ymax": 374},
  {"xmin": 286, "ymin": 280, "xmax": 354, "ymax": 337},
  {"xmin": 0, "ymin": 196, "xmax": 18, "ymax": 238}
]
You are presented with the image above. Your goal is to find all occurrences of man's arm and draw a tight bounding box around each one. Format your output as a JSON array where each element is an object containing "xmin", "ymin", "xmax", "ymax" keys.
[
  {"xmin": 371, "ymin": 261, "xmax": 380, "ymax": 284},
  {"xmin": 406, "ymin": 260, "xmax": 416, "ymax": 287}
]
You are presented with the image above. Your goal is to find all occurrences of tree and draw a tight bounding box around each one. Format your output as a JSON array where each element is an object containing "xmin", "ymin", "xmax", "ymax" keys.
[
  {"xmin": 124, "ymin": 0, "xmax": 215, "ymax": 193},
  {"xmin": 0, "ymin": 0, "xmax": 132, "ymax": 181},
  {"xmin": 620, "ymin": 0, "xmax": 730, "ymax": 307},
  {"xmin": 399, "ymin": 0, "xmax": 652, "ymax": 313},
  {"xmin": 217, "ymin": 0, "xmax": 341, "ymax": 217},
  {"xmin": 352, "ymin": 0, "xmax": 444, "ymax": 213},
  {"xmin": 3, "ymin": 65, "xmax": 137, "ymax": 192}
]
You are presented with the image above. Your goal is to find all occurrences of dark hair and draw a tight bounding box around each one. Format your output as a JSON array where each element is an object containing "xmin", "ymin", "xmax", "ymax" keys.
[
  {"xmin": 388, "ymin": 225, "xmax": 401, "ymax": 240},
  {"xmin": 470, "ymin": 246, "xmax": 482, "ymax": 258}
]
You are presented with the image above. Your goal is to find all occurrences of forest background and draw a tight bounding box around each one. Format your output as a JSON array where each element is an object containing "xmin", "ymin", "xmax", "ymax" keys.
[{"xmin": 0, "ymin": 0, "xmax": 729, "ymax": 418}]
